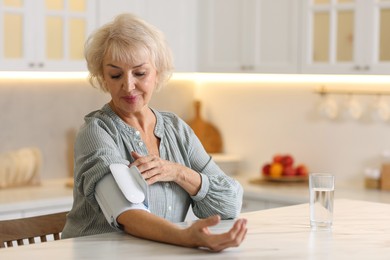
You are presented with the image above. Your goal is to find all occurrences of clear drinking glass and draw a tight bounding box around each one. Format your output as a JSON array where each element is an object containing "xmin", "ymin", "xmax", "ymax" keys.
[{"xmin": 309, "ymin": 173, "xmax": 335, "ymax": 230}]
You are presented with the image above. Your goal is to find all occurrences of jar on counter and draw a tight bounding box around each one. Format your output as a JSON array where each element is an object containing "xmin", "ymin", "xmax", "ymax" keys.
[{"xmin": 364, "ymin": 168, "xmax": 381, "ymax": 189}]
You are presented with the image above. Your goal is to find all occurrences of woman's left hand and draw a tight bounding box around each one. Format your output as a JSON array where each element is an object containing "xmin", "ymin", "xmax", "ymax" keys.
[{"xmin": 130, "ymin": 151, "xmax": 182, "ymax": 185}]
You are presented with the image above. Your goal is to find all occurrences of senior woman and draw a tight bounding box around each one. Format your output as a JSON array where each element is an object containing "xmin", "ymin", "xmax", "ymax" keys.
[{"xmin": 61, "ymin": 13, "xmax": 247, "ymax": 251}]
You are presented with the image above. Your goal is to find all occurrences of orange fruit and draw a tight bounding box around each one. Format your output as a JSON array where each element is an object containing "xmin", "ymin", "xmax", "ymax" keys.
[{"xmin": 270, "ymin": 163, "xmax": 283, "ymax": 178}]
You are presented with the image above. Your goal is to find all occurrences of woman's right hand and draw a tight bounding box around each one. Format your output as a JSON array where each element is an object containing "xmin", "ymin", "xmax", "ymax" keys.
[{"xmin": 183, "ymin": 215, "xmax": 248, "ymax": 252}]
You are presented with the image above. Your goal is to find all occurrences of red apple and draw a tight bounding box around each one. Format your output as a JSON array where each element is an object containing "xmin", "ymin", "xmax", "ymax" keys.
[
  {"xmin": 262, "ymin": 163, "xmax": 271, "ymax": 176},
  {"xmin": 295, "ymin": 164, "xmax": 309, "ymax": 176},
  {"xmin": 282, "ymin": 165, "xmax": 296, "ymax": 177},
  {"xmin": 273, "ymin": 154, "xmax": 283, "ymax": 163},
  {"xmin": 281, "ymin": 155, "xmax": 294, "ymax": 167}
]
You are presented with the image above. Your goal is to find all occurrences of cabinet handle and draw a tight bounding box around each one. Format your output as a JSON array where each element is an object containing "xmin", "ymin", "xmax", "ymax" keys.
[
  {"xmin": 28, "ymin": 62, "xmax": 44, "ymax": 68},
  {"xmin": 354, "ymin": 65, "xmax": 370, "ymax": 71},
  {"xmin": 241, "ymin": 65, "xmax": 254, "ymax": 71}
]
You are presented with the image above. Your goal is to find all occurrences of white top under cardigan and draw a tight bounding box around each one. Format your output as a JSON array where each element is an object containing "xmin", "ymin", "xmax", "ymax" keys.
[{"xmin": 61, "ymin": 104, "xmax": 243, "ymax": 239}]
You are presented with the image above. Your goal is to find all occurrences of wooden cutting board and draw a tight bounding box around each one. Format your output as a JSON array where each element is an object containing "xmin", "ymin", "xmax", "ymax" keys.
[{"xmin": 187, "ymin": 100, "xmax": 223, "ymax": 153}]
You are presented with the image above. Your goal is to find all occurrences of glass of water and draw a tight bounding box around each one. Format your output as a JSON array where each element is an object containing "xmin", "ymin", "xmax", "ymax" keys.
[{"xmin": 309, "ymin": 173, "xmax": 335, "ymax": 230}]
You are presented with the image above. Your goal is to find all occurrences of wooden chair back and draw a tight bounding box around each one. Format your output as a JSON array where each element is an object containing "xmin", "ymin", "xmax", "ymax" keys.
[{"xmin": 0, "ymin": 211, "xmax": 68, "ymax": 248}]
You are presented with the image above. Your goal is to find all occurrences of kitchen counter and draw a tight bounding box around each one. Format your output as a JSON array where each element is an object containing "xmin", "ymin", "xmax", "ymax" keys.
[
  {"xmin": 2, "ymin": 175, "xmax": 390, "ymax": 220},
  {"xmin": 0, "ymin": 179, "xmax": 73, "ymax": 220},
  {"xmin": 237, "ymin": 174, "xmax": 390, "ymax": 206},
  {"xmin": 1, "ymin": 199, "xmax": 390, "ymax": 259}
]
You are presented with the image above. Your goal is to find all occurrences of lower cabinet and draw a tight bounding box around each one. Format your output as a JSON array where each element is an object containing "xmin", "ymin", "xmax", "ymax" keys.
[
  {"xmin": 241, "ymin": 197, "xmax": 292, "ymax": 213},
  {"xmin": 0, "ymin": 198, "xmax": 73, "ymax": 221}
]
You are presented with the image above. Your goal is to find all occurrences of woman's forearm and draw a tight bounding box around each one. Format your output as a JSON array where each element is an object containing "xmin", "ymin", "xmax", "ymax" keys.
[
  {"xmin": 117, "ymin": 209, "xmax": 248, "ymax": 251},
  {"xmin": 117, "ymin": 209, "xmax": 194, "ymax": 247}
]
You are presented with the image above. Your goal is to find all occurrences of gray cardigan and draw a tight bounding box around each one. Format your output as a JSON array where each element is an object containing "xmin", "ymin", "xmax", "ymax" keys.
[{"xmin": 62, "ymin": 104, "xmax": 242, "ymax": 238}]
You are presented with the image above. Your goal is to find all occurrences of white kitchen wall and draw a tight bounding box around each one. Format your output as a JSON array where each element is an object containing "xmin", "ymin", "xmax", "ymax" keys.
[
  {"xmin": 1, "ymin": 75, "xmax": 390, "ymax": 182},
  {"xmin": 0, "ymin": 77, "xmax": 194, "ymax": 180},
  {"xmin": 196, "ymin": 79, "xmax": 390, "ymax": 181}
]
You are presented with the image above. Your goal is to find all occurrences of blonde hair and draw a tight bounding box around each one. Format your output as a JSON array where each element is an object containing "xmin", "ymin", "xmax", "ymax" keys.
[{"xmin": 84, "ymin": 13, "xmax": 174, "ymax": 92}]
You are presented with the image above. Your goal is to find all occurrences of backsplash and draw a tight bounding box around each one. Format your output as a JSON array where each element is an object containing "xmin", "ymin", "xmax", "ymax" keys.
[
  {"xmin": 196, "ymin": 80, "xmax": 390, "ymax": 181},
  {"xmin": 1, "ymin": 74, "xmax": 390, "ymax": 182},
  {"xmin": 0, "ymin": 77, "xmax": 194, "ymax": 180}
]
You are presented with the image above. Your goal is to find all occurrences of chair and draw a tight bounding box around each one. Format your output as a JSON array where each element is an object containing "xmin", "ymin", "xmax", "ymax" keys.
[{"xmin": 0, "ymin": 211, "xmax": 68, "ymax": 248}]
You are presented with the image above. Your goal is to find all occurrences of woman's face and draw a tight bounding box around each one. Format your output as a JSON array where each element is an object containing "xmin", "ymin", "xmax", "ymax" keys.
[{"xmin": 102, "ymin": 52, "xmax": 157, "ymax": 118}]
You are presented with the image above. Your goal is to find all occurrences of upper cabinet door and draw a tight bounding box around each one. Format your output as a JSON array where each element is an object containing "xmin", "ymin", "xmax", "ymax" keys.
[
  {"xmin": 197, "ymin": 0, "xmax": 246, "ymax": 72},
  {"xmin": 0, "ymin": 0, "xmax": 96, "ymax": 71},
  {"xmin": 197, "ymin": 0, "xmax": 299, "ymax": 73},
  {"xmin": 0, "ymin": 0, "xmax": 34, "ymax": 70},
  {"xmin": 301, "ymin": 0, "xmax": 390, "ymax": 74},
  {"xmin": 41, "ymin": 0, "xmax": 96, "ymax": 71},
  {"xmin": 97, "ymin": 0, "xmax": 197, "ymax": 72},
  {"xmin": 250, "ymin": 0, "xmax": 299, "ymax": 73},
  {"xmin": 367, "ymin": 0, "xmax": 390, "ymax": 74},
  {"xmin": 143, "ymin": 0, "xmax": 197, "ymax": 72}
]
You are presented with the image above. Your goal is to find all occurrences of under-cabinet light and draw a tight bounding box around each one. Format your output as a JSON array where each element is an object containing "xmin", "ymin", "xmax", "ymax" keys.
[
  {"xmin": 0, "ymin": 71, "xmax": 390, "ymax": 85},
  {"xmin": 0, "ymin": 71, "xmax": 88, "ymax": 79},
  {"xmin": 188, "ymin": 73, "xmax": 390, "ymax": 85}
]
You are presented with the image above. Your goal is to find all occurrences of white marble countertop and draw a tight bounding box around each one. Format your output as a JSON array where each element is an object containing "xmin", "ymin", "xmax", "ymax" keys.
[
  {"xmin": 2, "ymin": 175, "xmax": 390, "ymax": 217},
  {"xmin": 0, "ymin": 179, "xmax": 72, "ymax": 205},
  {"xmin": 1, "ymin": 199, "xmax": 390, "ymax": 259},
  {"xmin": 0, "ymin": 179, "xmax": 73, "ymax": 218},
  {"xmin": 237, "ymin": 174, "xmax": 390, "ymax": 205}
]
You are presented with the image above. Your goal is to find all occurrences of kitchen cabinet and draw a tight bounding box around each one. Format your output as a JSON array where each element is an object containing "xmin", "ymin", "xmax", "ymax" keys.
[
  {"xmin": 241, "ymin": 196, "xmax": 292, "ymax": 212},
  {"xmin": 0, "ymin": 198, "xmax": 72, "ymax": 221},
  {"xmin": 197, "ymin": 0, "xmax": 299, "ymax": 73},
  {"xmin": 301, "ymin": 0, "xmax": 390, "ymax": 74},
  {"xmin": 0, "ymin": 0, "xmax": 96, "ymax": 71},
  {"xmin": 97, "ymin": 0, "xmax": 197, "ymax": 72},
  {"xmin": 0, "ymin": 179, "xmax": 73, "ymax": 221}
]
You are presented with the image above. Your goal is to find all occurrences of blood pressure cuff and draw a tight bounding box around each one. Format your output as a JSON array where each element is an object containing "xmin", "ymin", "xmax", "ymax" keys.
[{"xmin": 95, "ymin": 167, "xmax": 149, "ymax": 230}]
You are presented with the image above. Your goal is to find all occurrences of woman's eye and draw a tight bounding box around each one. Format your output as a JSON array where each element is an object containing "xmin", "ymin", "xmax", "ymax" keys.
[
  {"xmin": 134, "ymin": 71, "xmax": 146, "ymax": 77},
  {"xmin": 110, "ymin": 74, "xmax": 121, "ymax": 79}
]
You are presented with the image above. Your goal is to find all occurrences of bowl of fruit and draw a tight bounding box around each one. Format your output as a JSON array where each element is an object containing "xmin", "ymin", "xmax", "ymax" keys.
[{"xmin": 261, "ymin": 154, "xmax": 308, "ymax": 182}]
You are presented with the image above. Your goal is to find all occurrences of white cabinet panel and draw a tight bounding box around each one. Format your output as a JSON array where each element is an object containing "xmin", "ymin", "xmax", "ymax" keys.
[
  {"xmin": 22, "ymin": 204, "xmax": 72, "ymax": 218},
  {"xmin": 242, "ymin": 197, "xmax": 292, "ymax": 213},
  {"xmin": 0, "ymin": 0, "xmax": 97, "ymax": 71},
  {"xmin": 143, "ymin": 0, "xmax": 197, "ymax": 72},
  {"xmin": 301, "ymin": 0, "xmax": 390, "ymax": 74},
  {"xmin": 97, "ymin": 0, "xmax": 197, "ymax": 72},
  {"xmin": 0, "ymin": 211, "xmax": 23, "ymax": 221},
  {"xmin": 198, "ymin": 0, "xmax": 299, "ymax": 73},
  {"xmin": 250, "ymin": 0, "xmax": 299, "ymax": 73},
  {"xmin": 0, "ymin": 198, "xmax": 72, "ymax": 221},
  {"xmin": 242, "ymin": 198, "xmax": 267, "ymax": 212},
  {"xmin": 97, "ymin": 0, "xmax": 145, "ymax": 26}
]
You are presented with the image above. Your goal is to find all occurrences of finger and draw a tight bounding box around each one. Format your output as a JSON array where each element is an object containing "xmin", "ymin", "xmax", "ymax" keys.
[
  {"xmin": 190, "ymin": 216, "xmax": 220, "ymax": 237},
  {"xmin": 217, "ymin": 220, "xmax": 248, "ymax": 249},
  {"xmin": 196, "ymin": 215, "xmax": 221, "ymax": 231},
  {"xmin": 205, "ymin": 219, "xmax": 247, "ymax": 249},
  {"xmin": 133, "ymin": 157, "xmax": 157, "ymax": 172},
  {"xmin": 142, "ymin": 169, "xmax": 161, "ymax": 184},
  {"xmin": 207, "ymin": 219, "xmax": 248, "ymax": 251},
  {"xmin": 130, "ymin": 152, "xmax": 145, "ymax": 168},
  {"xmin": 216, "ymin": 228, "xmax": 247, "ymax": 251}
]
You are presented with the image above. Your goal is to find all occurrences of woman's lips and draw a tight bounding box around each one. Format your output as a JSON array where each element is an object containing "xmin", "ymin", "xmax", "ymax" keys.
[{"xmin": 122, "ymin": 95, "xmax": 137, "ymax": 103}]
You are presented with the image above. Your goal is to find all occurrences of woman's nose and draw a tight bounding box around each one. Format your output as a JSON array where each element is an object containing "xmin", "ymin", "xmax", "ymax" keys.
[{"xmin": 122, "ymin": 75, "xmax": 135, "ymax": 91}]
